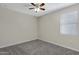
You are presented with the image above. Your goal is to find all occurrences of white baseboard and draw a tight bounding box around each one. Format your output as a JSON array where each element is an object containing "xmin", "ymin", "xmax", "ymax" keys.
[
  {"xmin": 0, "ymin": 39, "xmax": 37, "ymax": 48},
  {"xmin": 1, "ymin": 38, "xmax": 79, "ymax": 52},
  {"xmin": 41, "ymin": 39, "xmax": 79, "ymax": 52}
]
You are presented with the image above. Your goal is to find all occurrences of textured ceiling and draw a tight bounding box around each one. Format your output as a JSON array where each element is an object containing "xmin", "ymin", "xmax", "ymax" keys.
[{"xmin": 0, "ymin": 3, "xmax": 76, "ymax": 17}]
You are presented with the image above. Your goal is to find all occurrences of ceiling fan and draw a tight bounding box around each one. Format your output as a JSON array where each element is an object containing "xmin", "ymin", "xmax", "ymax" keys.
[{"xmin": 29, "ymin": 3, "xmax": 45, "ymax": 12}]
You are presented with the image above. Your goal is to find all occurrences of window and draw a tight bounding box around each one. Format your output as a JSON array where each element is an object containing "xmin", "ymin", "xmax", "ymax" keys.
[{"xmin": 60, "ymin": 11, "xmax": 79, "ymax": 35}]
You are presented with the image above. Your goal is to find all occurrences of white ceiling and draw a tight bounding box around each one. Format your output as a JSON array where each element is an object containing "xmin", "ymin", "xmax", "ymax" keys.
[{"xmin": 0, "ymin": 3, "xmax": 76, "ymax": 17}]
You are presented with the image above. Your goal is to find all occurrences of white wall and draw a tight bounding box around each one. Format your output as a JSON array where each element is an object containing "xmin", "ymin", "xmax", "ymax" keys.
[
  {"xmin": 0, "ymin": 7, "xmax": 38, "ymax": 48},
  {"xmin": 38, "ymin": 4, "xmax": 79, "ymax": 51}
]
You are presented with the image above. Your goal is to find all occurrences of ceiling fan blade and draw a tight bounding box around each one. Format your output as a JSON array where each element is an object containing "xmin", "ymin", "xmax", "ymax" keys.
[
  {"xmin": 40, "ymin": 3, "xmax": 45, "ymax": 7},
  {"xmin": 40, "ymin": 8, "xmax": 45, "ymax": 11},
  {"xmin": 29, "ymin": 8, "xmax": 34, "ymax": 9},
  {"xmin": 31, "ymin": 3, "xmax": 36, "ymax": 6}
]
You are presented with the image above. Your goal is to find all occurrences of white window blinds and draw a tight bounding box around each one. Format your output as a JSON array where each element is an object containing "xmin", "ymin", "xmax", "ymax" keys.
[{"xmin": 60, "ymin": 11, "xmax": 79, "ymax": 35}]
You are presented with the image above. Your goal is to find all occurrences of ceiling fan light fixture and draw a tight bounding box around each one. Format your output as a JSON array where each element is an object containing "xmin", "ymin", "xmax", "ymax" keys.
[
  {"xmin": 29, "ymin": 3, "xmax": 45, "ymax": 13},
  {"xmin": 34, "ymin": 8, "xmax": 40, "ymax": 12}
]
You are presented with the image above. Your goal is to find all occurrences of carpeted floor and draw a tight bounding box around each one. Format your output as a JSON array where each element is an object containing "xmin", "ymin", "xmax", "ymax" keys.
[{"xmin": 0, "ymin": 39, "xmax": 79, "ymax": 55}]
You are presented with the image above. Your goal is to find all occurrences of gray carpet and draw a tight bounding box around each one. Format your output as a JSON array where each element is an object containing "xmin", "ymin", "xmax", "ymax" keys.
[{"xmin": 0, "ymin": 39, "xmax": 79, "ymax": 55}]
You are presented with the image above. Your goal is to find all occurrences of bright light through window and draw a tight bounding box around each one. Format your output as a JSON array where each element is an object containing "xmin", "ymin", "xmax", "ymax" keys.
[{"xmin": 60, "ymin": 11, "xmax": 79, "ymax": 35}]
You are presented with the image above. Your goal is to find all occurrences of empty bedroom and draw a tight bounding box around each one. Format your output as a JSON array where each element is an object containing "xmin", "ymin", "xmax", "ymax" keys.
[{"xmin": 0, "ymin": 3, "xmax": 79, "ymax": 55}]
